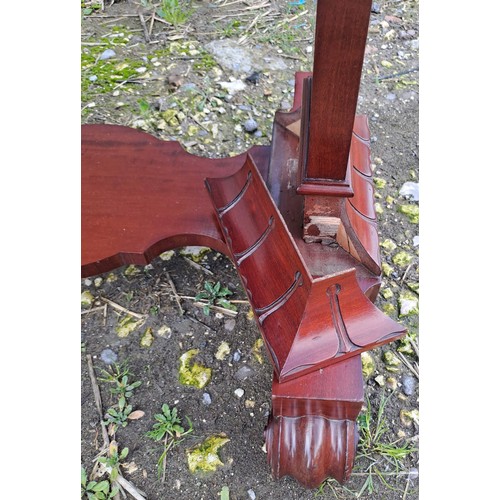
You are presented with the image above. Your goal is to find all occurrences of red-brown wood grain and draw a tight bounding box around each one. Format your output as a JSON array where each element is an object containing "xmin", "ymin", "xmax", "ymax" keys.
[
  {"xmin": 206, "ymin": 158, "xmax": 405, "ymax": 383},
  {"xmin": 81, "ymin": 125, "xmax": 270, "ymax": 277},
  {"xmin": 301, "ymin": 0, "xmax": 373, "ymax": 183}
]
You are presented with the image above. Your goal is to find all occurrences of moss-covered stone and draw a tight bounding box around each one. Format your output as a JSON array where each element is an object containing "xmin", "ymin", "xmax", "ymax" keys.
[
  {"xmin": 392, "ymin": 251, "xmax": 413, "ymax": 267},
  {"xmin": 252, "ymin": 338, "xmax": 264, "ymax": 364},
  {"xmin": 398, "ymin": 291, "xmax": 419, "ymax": 317},
  {"xmin": 179, "ymin": 349, "xmax": 212, "ymax": 389},
  {"xmin": 383, "ymin": 350, "xmax": 401, "ymax": 372},
  {"xmin": 373, "ymin": 177, "xmax": 387, "ymax": 189},
  {"xmin": 81, "ymin": 290, "xmax": 94, "ymax": 308},
  {"xmin": 380, "ymin": 239, "xmax": 397, "ymax": 252},
  {"xmin": 215, "ymin": 341, "xmax": 231, "ymax": 361},
  {"xmin": 381, "ymin": 262, "xmax": 394, "ymax": 277},
  {"xmin": 124, "ymin": 265, "xmax": 140, "ymax": 276},
  {"xmin": 115, "ymin": 315, "xmax": 141, "ymax": 338},
  {"xmin": 398, "ymin": 204, "xmax": 419, "ymax": 224},
  {"xmin": 187, "ymin": 434, "xmax": 230, "ymax": 473},
  {"xmin": 361, "ymin": 352, "xmax": 375, "ymax": 379},
  {"xmin": 180, "ymin": 246, "xmax": 211, "ymax": 262},
  {"xmin": 140, "ymin": 327, "xmax": 154, "ymax": 348}
]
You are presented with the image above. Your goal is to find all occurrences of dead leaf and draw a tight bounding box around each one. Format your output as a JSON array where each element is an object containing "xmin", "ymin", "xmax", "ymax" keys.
[
  {"xmin": 128, "ymin": 410, "xmax": 145, "ymax": 420},
  {"xmin": 384, "ymin": 15, "xmax": 403, "ymax": 24}
]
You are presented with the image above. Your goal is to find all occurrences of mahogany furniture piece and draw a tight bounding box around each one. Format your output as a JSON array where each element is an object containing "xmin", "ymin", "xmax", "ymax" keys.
[{"xmin": 82, "ymin": 0, "xmax": 405, "ymax": 488}]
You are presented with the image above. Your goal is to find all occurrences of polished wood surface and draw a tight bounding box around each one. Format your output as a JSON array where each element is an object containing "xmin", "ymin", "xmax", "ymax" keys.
[
  {"xmin": 206, "ymin": 157, "xmax": 404, "ymax": 382},
  {"xmin": 81, "ymin": 125, "xmax": 270, "ymax": 277},
  {"xmin": 265, "ymin": 356, "xmax": 363, "ymax": 488},
  {"xmin": 301, "ymin": 0, "xmax": 372, "ymax": 184}
]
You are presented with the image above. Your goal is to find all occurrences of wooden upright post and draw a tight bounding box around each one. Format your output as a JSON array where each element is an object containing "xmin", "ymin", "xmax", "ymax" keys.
[{"xmin": 298, "ymin": 0, "xmax": 372, "ymax": 197}]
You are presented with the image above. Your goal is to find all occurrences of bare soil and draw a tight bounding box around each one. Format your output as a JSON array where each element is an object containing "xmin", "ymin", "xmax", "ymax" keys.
[{"xmin": 81, "ymin": 1, "xmax": 419, "ymax": 498}]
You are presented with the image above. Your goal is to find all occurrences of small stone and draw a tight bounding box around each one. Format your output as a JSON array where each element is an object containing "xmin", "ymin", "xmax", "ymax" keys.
[
  {"xmin": 235, "ymin": 365, "xmax": 254, "ymax": 381},
  {"xmin": 408, "ymin": 467, "xmax": 419, "ymax": 480},
  {"xmin": 157, "ymin": 325, "xmax": 172, "ymax": 338},
  {"xmin": 399, "ymin": 291, "xmax": 419, "ymax": 317},
  {"xmin": 386, "ymin": 93, "xmax": 396, "ymax": 101},
  {"xmin": 413, "ymin": 235, "xmax": 419, "ymax": 247},
  {"xmin": 399, "ymin": 181, "xmax": 419, "ymax": 201},
  {"xmin": 219, "ymin": 80, "xmax": 247, "ymax": 94},
  {"xmin": 94, "ymin": 277, "xmax": 103, "ymax": 288},
  {"xmin": 254, "ymin": 130, "xmax": 263, "ymax": 138},
  {"xmin": 374, "ymin": 375, "xmax": 385, "ymax": 387},
  {"xmin": 247, "ymin": 489, "xmax": 256, "ymax": 500},
  {"xmin": 243, "ymin": 118, "xmax": 258, "ymax": 133},
  {"xmin": 400, "ymin": 409, "xmax": 419, "ymax": 427},
  {"xmin": 371, "ymin": 2, "xmax": 381, "ymax": 14},
  {"xmin": 100, "ymin": 348, "xmax": 118, "ymax": 365},
  {"xmin": 215, "ymin": 341, "xmax": 231, "ymax": 360},
  {"xmin": 387, "ymin": 377, "xmax": 398, "ymax": 390},
  {"xmin": 202, "ymin": 392, "xmax": 212, "ymax": 405},
  {"xmin": 224, "ymin": 319, "xmax": 236, "ymax": 332},
  {"xmin": 180, "ymin": 246, "xmax": 210, "ymax": 262},
  {"xmin": 232, "ymin": 350, "xmax": 242, "ymax": 362},
  {"xmin": 89, "ymin": 75, "xmax": 97, "ymax": 82},
  {"xmin": 402, "ymin": 374, "xmax": 417, "ymax": 396},
  {"xmin": 234, "ymin": 388, "xmax": 244, "ymax": 398},
  {"xmin": 99, "ymin": 49, "xmax": 116, "ymax": 60}
]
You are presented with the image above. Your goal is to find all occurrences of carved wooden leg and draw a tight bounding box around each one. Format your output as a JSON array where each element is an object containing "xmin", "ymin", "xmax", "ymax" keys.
[{"xmin": 265, "ymin": 356, "xmax": 364, "ymax": 488}]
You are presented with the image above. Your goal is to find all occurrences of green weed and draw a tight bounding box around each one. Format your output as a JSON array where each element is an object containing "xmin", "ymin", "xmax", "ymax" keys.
[
  {"xmin": 98, "ymin": 362, "xmax": 142, "ymax": 399},
  {"xmin": 146, "ymin": 403, "xmax": 194, "ymax": 481},
  {"xmin": 81, "ymin": 466, "xmax": 119, "ymax": 499},
  {"xmin": 195, "ymin": 281, "xmax": 237, "ymax": 316},
  {"xmin": 104, "ymin": 396, "xmax": 133, "ymax": 428},
  {"xmin": 156, "ymin": 0, "xmax": 192, "ymax": 26},
  {"xmin": 316, "ymin": 390, "xmax": 417, "ymax": 497},
  {"xmin": 97, "ymin": 442, "xmax": 129, "ymax": 482}
]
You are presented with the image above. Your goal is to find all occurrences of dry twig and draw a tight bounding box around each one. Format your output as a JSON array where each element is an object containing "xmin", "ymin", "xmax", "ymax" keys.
[
  {"xmin": 182, "ymin": 257, "xmax": 214, "ymax": 276},
  {"xmin": 100, "ymin": 296, "xmax": 146, "ymax": 319},
  {"xmin": 139, "ymin": 13, "xmax": 151, "ymax": 43},
  {"xmin": 165, "ymin": 271, "xmax": 185, "ymax": 315},
  {"xmin": 397, "ymin": 351, "xmax": 419, "ymax": 379}
]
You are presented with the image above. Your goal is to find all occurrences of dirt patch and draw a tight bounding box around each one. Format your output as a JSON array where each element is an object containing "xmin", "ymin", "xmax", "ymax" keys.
[{"xmin": 81, "ymin": 1, "xmax": 419, "ymax": 498}]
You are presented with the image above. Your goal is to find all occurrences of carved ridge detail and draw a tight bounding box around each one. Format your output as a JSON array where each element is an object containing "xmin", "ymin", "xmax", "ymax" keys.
[
  {"xmin": 233, "ymin": 216, "xmax": 275, "ymax": 265},
  {"xmin": 327, "ymin": 283, "xmax": 356, "ymax": 354},
  {"xmin": 264, "ymin": 413, "xmax": 359, "ymax": 488},
  {"xmin": 217, "ymin": 171, "xmax": 252, "ymax": 216},
  {"xmin": 255, "ymin": 271, "xmax": 303, "ymax": 324}
]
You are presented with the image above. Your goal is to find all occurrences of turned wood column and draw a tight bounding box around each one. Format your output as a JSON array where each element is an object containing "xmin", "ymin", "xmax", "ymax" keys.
[{"xmin": 298, "ymin": 0, "xmax": 372, "ymax": 197}]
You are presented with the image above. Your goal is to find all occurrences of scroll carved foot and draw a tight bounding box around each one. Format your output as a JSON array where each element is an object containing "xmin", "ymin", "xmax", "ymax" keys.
[
  {"xmin": 265, "ymin": 413, "xmax": 359, "ymax": 488},
  {"xmin": 263, "ymin": 356, "xmax": 364, "ymax": 488}
]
